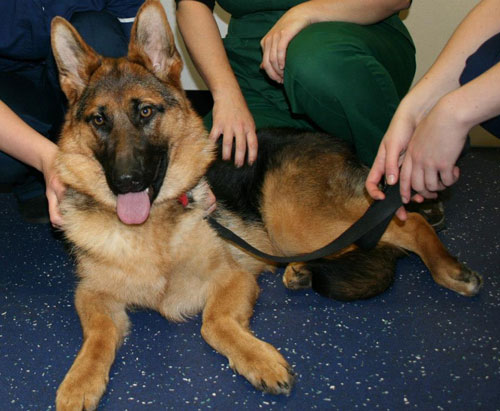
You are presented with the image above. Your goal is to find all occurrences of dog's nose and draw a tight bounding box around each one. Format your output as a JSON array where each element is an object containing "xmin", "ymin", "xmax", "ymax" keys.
[{"xmin": 114, "ymin": 173, "xmax": 143, "ymax": 193}]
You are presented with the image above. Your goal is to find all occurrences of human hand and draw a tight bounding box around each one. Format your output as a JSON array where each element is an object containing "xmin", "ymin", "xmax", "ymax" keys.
[
  {"xmin": 366, "ymin": 104, "xmax": 424, "ymax": 221},
  {"xmin": 210, "ymin": 91, "xmax": 258, "ymax": 167},
  {"xmin": 366, "ymin": 105, "xmax": 416, "ymax": 196},
  {"xmin": 366, "ymin": 96, "xmax": 465, "ymax": 220},
  {"xmin": 260, "ymin": 7, "xmax": 312, "ymax": 83},
  {"xmin": 41, "ymin": 150, "xmax": 66, "ymax": 228},
  {"xmin": 398, "ymin": 99, "xmax": 465, "ymax": 204}
]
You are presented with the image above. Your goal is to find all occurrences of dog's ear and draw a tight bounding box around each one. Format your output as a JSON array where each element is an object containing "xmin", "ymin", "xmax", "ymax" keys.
[
  {"xmin": 128, "ymin": 0, "xmax": 182, "ymax": 87},
  {"xmin": 51, "ymin": 17, "xmax": 101, "ymax": 105}
]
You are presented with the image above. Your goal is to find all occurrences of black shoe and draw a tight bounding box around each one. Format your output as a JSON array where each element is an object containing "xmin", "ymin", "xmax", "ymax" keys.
[
  {"xmin": 407, "ymin": 198, "xmax": 446, "ymax": 232},
  {"xmin": 17, "ymin": 195, "xmax": 50, "ymax": 224}
]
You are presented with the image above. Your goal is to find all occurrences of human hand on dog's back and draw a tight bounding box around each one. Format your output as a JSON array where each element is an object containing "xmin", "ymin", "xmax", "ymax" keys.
[
  {"xmin": 209, "ymin": 86, "xmax": 258, "ymax": 168},
  {"xmin": 176, "ymin": 0, "xmax": 258, "ymax": 167},
  {"xmin": 0, "ymin": 101, "xmax": 65, "ymax": 227}
]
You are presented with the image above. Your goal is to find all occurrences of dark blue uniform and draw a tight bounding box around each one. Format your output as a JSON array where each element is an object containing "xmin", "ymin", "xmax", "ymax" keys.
[
  {"xmin": 460, "ymin": 32, "xmax": 500, "ymax": 137},
  {"xmin": 0, "ymin": 0, "xmax": 143, "ymax": 204}
]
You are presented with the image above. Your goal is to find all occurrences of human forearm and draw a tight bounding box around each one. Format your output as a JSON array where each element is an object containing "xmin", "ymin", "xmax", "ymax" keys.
[
  {"xmin": 396, "ymin": 62, "xmax": 500, "ymax": 198},
  {"xmin": 443, "ymin": 61, "xmax": 500, "ymax": 131},
  {"xmin": 292, "ymin": 0, "xmax": 410, "ymax": 26},
  {"xmin": 176, "ymin": 1, "xmax": 241, "ymax": 100},
  {"xmin": 177, "ymin": 1, "xmax": 258, "ymax": 166},
  {"xmin": 404, "ymin": 0, "xmax": 500, "ymax": 116},
  {"xmin": 0, "ymin": 100, "xmax": 65, "ymax": 225},
  {"xmin": 0, "ymin": 100, "xmax": 58, "ymax": 175}
]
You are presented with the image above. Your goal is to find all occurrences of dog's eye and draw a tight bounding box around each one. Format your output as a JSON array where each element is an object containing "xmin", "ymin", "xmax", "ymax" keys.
[
  {"xmin": 93, "ymin": 115, "xmax": 105, "ymax": 127},
  {"xmin": 140, "ymin": 106, "xmax": 153, "ymax": 118}
]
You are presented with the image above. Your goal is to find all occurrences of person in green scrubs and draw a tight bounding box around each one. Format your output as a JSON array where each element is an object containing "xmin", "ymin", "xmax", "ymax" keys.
[{"xmin": 176, "ymin": 0, "xmax": 415, "ymax": 167}]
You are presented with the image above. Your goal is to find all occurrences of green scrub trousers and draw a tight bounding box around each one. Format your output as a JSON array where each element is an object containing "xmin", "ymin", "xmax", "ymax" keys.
[{"xmin": 207, "ymin": 1, "xmax": 416, "ymax": 165}]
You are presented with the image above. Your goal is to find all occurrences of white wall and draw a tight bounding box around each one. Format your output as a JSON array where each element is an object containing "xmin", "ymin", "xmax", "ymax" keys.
[
  {"xmin": 161, "ymin": 0, "xmax": 498, "ymax": 146},
  {"xmin": 403, "ymin": 0, "xmax": 478, "ymax": 83}
]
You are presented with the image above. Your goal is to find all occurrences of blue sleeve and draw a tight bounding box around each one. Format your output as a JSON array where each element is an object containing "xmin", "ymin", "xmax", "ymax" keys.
[
  {"xmin": 104, "ymin": 0, "xmax": 145, "ymax": 39},
  {"xmin": 105, "ymin": 0, "xmax": 144, "ymax": 19}
]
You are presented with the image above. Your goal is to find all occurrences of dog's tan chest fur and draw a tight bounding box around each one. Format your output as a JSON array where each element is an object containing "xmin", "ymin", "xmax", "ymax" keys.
[{"xmin": 64, "ymin": 201, "xmax": 220, "ymax": 317}]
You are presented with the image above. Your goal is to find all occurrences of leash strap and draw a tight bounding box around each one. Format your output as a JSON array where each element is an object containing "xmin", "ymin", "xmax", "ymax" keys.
[{"xmin": 206, "ymin": 183, "xmax": 404, "ymax": 264}]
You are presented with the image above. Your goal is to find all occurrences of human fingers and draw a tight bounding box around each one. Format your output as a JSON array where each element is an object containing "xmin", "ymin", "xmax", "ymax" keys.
[
  {"xmin": 47, "ymin": 191, "xmax": 63, "ymax": 228},
  {"xmin": 209, "ymin": 123, "xmax": 222, "ymax": 142},
  {"xmin": 46, "ymin": 177, "xmax": 66, "ymax": 228},
  {"xmin": 233, "ymin": 127, "xmax": 247, "ymax": 167},
  {"xmin": 410, "ymin": 193, "xmax": 425, "ymax": 203},
  {"xmin": 366, "ymin": 148, "xmax": 387, "ymax": 200},
  {"xmin": 395, "ymin": 206, "xmax": 408, "ymax": 221},
  {"xmin": 380, "ymin": 112, "xmax": 418, "ymax": 186},
  {"xmin": 204, "ymin": 187, "xmax": 217, "ymax": 216},
  {"xmin": 260, "ymin": 35, "xmax": 283, "ymax": 83},
  {"xmin": 420, "ymin": 190, "xmax": 438, "ymax": 200},
  {"xmin": 269, "ymin": 32, "xmax": 284, "ymax": 81},
  {"xmin": 410, "ymin": 166, "xmax": 432, "ymax": 197},
  {"xmin": 246, "ymin": 129, "xmax": 258, "ymax": 165},
  {"xmin": 439, "ymin": 166, "xmax": 460, "ymax": 188},
  {"xmin": 221, "ymin": 128, "xmax": 235, "ymax": 161},
  {"xmin": 383, "ymin": 142, "xmax": 404, "ymax": 187},
  {"xmin": 399, "ymin": 156, "xmax": 413, "ymax": 204},
  {"xmin": 424, "ymin": 168, "xmax": 447, "ymax": 192},
  {"xmin": 412, "ymin": 168, "xmax": 438, "ymax": 199},
  {"xmin": 276, "ymin": 32, "xmax": 289, "ymax": 74}
]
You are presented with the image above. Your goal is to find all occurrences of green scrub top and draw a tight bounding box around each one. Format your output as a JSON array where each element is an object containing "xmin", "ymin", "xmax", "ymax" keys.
[{"xmin": 180, "ymin": 0, "xmax": 416, "ymax": 165}]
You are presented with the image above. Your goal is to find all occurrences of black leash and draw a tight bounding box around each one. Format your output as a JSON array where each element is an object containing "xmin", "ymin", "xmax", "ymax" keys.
[{"xmin": 206, "ymin": 183, "xmax": 404, "ymax": 264}]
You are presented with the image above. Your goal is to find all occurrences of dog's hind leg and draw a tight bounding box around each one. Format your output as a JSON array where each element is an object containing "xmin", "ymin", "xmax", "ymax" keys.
[
  {"xmin": 283, "ymin": 262, "xmax": 312, "ymax": 290},
  {"xmin": 56, "ymin": 286, "xmax": 129, "ymax": 411},
  {"xmin": 201, "ymin": 270, "xmax": 295, "ymax": 395},
  {"xmin": 381, "ymin": 212, "xmax": 482, "ymax": 296},
  {"xmin": 283, "ymin": 245, "xmax": 402, "ymax": 301}
]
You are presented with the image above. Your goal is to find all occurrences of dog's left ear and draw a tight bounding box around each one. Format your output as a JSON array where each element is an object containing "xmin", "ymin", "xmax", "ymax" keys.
[{"xmin": 128, "ymin": 0, "xmax": 183, "ymax": 87}]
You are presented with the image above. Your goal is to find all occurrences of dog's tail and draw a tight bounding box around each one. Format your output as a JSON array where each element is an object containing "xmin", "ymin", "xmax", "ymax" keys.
[{"xmin": 307, "ymin": 245, "xmax": 404, "ymax": 301}]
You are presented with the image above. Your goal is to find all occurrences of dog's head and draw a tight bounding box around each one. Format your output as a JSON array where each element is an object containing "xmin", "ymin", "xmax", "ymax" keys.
[{"xmin": 51, "ymin": 0, "xmax": 214, "ymax": 224}]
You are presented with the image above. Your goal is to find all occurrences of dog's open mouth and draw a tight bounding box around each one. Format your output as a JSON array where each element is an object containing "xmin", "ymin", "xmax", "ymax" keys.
[{"xmin": 114, "ymin": 151, "xmax": 168, "ymax": 225}]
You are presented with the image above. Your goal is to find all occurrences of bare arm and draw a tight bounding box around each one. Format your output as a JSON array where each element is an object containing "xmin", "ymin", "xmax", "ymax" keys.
[
  {"xmin": 290, "ymin": 0, "xmax": 410, "ymax": 25},
  {"xmin": 0, "ymin": 100, "xmax": 65, "ymax": 226},
  {"xmin": 176, "ymin": 0, "xmax": 257, "ymax": 167},
  {"xmin": 396, "ymin": 0, "xmax": 500, "ymax": 121},
  {"xmin": 366, "ymin": 0, "xmax": 500, "ymax": 219}
]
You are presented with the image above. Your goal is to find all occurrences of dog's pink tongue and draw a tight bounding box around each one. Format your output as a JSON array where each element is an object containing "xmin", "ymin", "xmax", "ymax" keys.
[{"xmin": 116, "ymin": 190, "xmax": 150, "ymax": 225}]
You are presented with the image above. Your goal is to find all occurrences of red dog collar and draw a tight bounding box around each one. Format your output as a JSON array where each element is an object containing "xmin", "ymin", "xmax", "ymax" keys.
[{"xmin": 178, "ymin": 192, "xmax": 190, "ymax": 208}]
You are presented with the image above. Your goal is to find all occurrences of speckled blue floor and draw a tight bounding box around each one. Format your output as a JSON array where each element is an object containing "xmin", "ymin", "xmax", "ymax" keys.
[{"xmin": 1, "ymin": 148, "xmax": 499, "ymax": 410}]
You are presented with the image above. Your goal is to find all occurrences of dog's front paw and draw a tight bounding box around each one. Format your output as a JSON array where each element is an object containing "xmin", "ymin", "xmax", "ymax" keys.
[
  {"xmin": 56, "ymin": 368, "xmax": 108, "ymax": 411},
  {"xmin": 229, "ymin": 340, "xmax": 295, "ymax": 395}
]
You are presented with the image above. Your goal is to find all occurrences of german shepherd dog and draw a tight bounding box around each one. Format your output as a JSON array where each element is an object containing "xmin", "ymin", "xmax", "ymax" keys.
[{"xmin": 51, "ymin": 1, "xmax": 482, "ymax": 409}]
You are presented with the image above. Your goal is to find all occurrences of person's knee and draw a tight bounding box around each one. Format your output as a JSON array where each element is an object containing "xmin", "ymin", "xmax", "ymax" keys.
[
  {"xmin": 285, "ymin": 22, "xmax": 370, "ymax": 94},
  {"xmin": 70, "ymin": 11, "xmax": 128, "ymax": 58}
]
